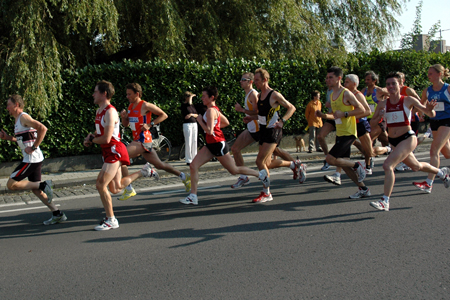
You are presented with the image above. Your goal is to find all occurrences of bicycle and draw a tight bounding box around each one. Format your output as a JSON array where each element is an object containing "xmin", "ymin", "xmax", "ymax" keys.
[
  {"xmin": 178, "ymin": 127, "xmax": 236, "ymax": 161},
  {"xmin": 120, "ymin": 124, "xmax": 172, "ymax": 162}
]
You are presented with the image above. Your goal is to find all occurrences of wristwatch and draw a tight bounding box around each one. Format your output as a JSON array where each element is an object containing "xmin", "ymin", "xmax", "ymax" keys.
[
  {"xmin": 281, "ymin": 118, "xmax": 287, "ymax": 124},
  {"xmin": 150, "ymin": 121, "xmax": 155, "ymax": 127},
  {"xmin": 89, "ymin": 135, "xmax": 95, "ymax": 142},
  {"xmin": 344, "ymin": 112, "xmax": 349, "ymax": 118},
  {"xmin": 31, "ymin": 145, "xmax": 37, "ymax": 151}
]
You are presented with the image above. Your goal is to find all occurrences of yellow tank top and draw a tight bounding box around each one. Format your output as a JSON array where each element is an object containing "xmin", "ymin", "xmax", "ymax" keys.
[{"xmin": 330, "ymin": 88, "xmax": 357, "ymax": 137}]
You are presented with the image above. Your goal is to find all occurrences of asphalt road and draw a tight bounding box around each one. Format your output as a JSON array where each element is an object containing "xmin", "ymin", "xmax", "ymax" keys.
[{"xmin": 1, "ymin": 154, "xmax": 449, "ymax": 299}]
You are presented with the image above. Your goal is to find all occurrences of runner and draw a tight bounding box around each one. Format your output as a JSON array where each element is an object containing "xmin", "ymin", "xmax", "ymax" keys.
[
  {"xmin": 413, "ymin": 64, "xmax": 450, "ymax": 193},
  {"xmin": 369, "ymin": 72, "xmax": 449, "ymax": 211},
  {"xmin": 250, "ymin": 68, "xmax": 297, "ymax": 203},
  {"xmin": 317, "ymin": 88, "xmax": 335, "ymax": 171},
  {"xmin": 0, "ymin": 95, "xmax": 65, "ymax": 225},
  {"xmin": 84, "ymin": 80, "xmax": 157, "ymax": 230},
  {"xmin": 180, "ymin": 86, "xmax": 267, "ymax": 205},
  {"xmin": 316, "ymin": 66, "xmax": 370, "ymax": 199},
  {"xmin": 231, "ymin": 72, "xmax": 305, "ymax": 189},
  {"xmin": 119, "ymin": 83, "xmax": 190, "ymax": 200}
]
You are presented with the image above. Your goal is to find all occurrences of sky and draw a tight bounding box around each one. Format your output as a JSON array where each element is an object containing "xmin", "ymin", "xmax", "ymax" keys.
[{"xmin": 393, "ymin": 0, "xmax": 450, "ymax": 50}]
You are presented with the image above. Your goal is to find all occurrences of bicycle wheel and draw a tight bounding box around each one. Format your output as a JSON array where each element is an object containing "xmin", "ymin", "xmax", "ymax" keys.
[{"xmin": 153, "ymin": 136, "xmax": 172, "ymax": 162}]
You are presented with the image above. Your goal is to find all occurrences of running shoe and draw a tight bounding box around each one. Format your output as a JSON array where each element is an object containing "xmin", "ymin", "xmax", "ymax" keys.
[
  {"xmin": 118, "ymin": 187, "xmax": 137, "ymax": 201},
  {"xmin": 440, "ymin": 167, "xmax": 450, "ymax": 188},
  {"xmin": 252, "ymin": 191, "xmax": 273, "ymax": 203},
  {"xmin": 183, "ymin": 174, "xmax": 191, "ymax": 192},
  {"xmin": 412, "ymin": 181, "xmax": 432, "ymax": 193},
  {"xmin": 292, "ymin": 160, "xmax": 301, "ymax": 180},
  {"xmin": 179, "ymin": 194, "xmax": 198, "ymax": 205},
  {"xmin": 94, "ymin": 217, "xmax": 119, "ymax": 231},
  {"xmin": 349, "ymin": 187, "xmax": 371, "ymax": 199},
  {"xmin": 324, "ymin": 174, "xmax": 341, "ymax": 185},
  {"xmin": 354, "ymin": 162, "xmax": 366, "ymax": 182},
  {"xmin": 321, "ymin": 160, "xmax": 330, "ymax": 171},
  {"xmin": 370, "ymin": 199, "xmax": 389, "ymax": 211},
  {"xmin": 298, "ymin": 163, "xmax": 307, "ymax": 184},
  {"xmin": 43, "ymin": 213, "xmax": 67, "ymax": 225},
  {"xmin": 231, "ymin": 176, "xmax": 250, "ymax": 189},
  {"xmin": 365, "ymin": 168, "xmax": 372, "ymax": 175},
  {"xmin": 395, "ymin": 162, "xmax": 407, "ymax": 172},
  {"xmin": 43, "ymin": 180, "xmax": 54, "ymax": 203},
  {"xmin": 141, "ymin": 163, "xmax": 159, "ymax": 180}
]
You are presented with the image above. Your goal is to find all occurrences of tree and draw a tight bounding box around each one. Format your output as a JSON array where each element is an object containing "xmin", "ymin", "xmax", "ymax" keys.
[{"xmin": 400, "ymin": 0, "xmax": 441, "ymax": 51}]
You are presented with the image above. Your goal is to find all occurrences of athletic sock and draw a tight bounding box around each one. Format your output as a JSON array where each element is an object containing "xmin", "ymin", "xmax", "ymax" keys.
[
  {"xmin": 52, "ymin": 210, "xmax": 61, "ymax": 216},
  {"xmin": 39, "ymin": 181, "xmax": 46, "ymax": 191},
  {"xmin": 353, "ymin": 163, "xmax": 360, "ymax": 169},
  {"xmin": 426, "ymin": 179, "xmax": 433, "ymax": 186},
  {"xmin": 437, "ymin": 170, "xmax": 444, "ymax": 178},
  {"xmin": 108, "ymin": 216, "xmax": 116, "ymax": 222},
  {"xmin": 334, "ymin": 172, "xmax": 341, "ymax": 177},
  {"xmin": 179, "ymin": 172, "xmax": 186, "ymax": 181},
  {"xmin": 239, "ymin": 174, "xmax": 247, "ymax": 179},
  {"xmin": 125, "ymin": 184, "xmax": 133, "ymax": 191},
  {"xmin": 382, "ymin": 195, "xmax": 389, "ymax": 203},
  {"xmin": 263, "ymin": 188, "xmax": 270, "ymax": 194},
  {"xmin": 360, "ymin": 186, "xmax": 368, "ymax": 191},
  {"xmin": 289, "ymin": 161, "xmax": 295, "ymax": 170}
]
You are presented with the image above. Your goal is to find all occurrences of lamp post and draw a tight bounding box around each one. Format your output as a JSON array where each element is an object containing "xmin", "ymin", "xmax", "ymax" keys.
[{"xmin": 439, "ymin": 28, "xmax": 450, "ymax": 53}]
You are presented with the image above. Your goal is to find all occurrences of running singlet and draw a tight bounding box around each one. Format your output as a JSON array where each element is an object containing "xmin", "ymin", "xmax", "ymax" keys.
[
  {"xmin": 202, "ymin": 106, "xmax": 225, "ymax": 144},
  {"xmin": 364, "ymin": 88, "xmax": 379, "ymax": 119},
  {"xmin": 258, "ymin": 90, "xmax": 280, "ymax": 129},
  {"xmin": 352, "ymin": 90, "xmax": 367, "ymax": 124},
  {"xmin": 385, "ymin": 96, "xmax": 411, "ymax": 128},
  {"xmin": 427, "ymin": 83, "xmax": 450, "ymax": 120},
  {"xmin": 331, "ymin": 88, "xmax": 357, "ymax": 137},
  {"xmin": 14, "ymin": 112, "xmax": 44, "ymax": 163},
  {"xmin": 244, "ymin": 89, "xmax": 259, "ymax": 133},
  {"xmin": 95, "ymin": 104, "xmax": 121, "ymax": 148},
  {"xmin": 127, "ymin": 100, "xmax": 152, "ymax": 143}
]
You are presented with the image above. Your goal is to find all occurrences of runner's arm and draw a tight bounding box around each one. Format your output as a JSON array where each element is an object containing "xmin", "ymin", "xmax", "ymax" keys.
[
  {"xmin": 405, "ymin": 96, "xmax": 436, "ymax": 119},
  {"xmin": 0, "ymin": 129, "xmax": 16, "ymax": 142},
  {"xmin": 20, "ymin": 113, "xmax": 47, "ymax": 150},
  {"xmin": 143, "ymin": 102, "xmax": 168, "ymax": 127}
]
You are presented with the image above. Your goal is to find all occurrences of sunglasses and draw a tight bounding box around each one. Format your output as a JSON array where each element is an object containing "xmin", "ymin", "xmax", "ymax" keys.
[{"xmin": 240, "ymin": 78, "xmax": 251, "ymax": 82}]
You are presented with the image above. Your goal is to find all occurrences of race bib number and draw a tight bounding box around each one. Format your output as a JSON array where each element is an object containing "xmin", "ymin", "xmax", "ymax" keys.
[
  {"xmin": 369, "ymin": 104, "xmax": 375, "ymax": 112},
  {"xmin": 385, "ymin": 111, "xmax": 405, "ymax": 124},
  {"xmin": 434, "ymin": 102, "xmax": 445, "ymax": 112},
  {"xmin": 95, "ymin": 124, "xmax": 101, "ymax": 135},
  {"xmin": 258, "ymin": 115, "xmax": 267, "ymax": 125},
  {"xmin": 335, "ymin": 118, "xmax": 342, "ymax": 125}
]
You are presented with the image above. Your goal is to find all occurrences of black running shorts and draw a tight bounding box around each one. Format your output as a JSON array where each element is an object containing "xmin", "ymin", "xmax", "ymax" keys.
[
  {"xmin": 259, "ymin": 127, "xmax": 282, "ymax": 146},
  {"xmin": 205, "ymin": 141, "xmax": 229, "ymax": 157},
  {"xmin": 10, "ymin": 162, "xmax": 43, "ymax": 182},
  {"xmin": 329, "ymin": 135, "xmax": 356, "ymax": 158}
]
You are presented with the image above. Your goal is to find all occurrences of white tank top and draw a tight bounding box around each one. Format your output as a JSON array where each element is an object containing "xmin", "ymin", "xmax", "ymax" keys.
[
  {"xmin": 244, "ymin": 89, "xmax": 259, "ymax": 133},
  {"xmin": 14, "ymin": 112, "xmax": 44, "ymax": 163}
]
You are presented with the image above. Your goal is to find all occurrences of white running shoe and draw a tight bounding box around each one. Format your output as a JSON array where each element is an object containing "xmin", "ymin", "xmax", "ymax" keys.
[
  {"xmin": 354, "ymin": 162, "xmax": 366, "ymax": 182},
  {"xmin": 180, "ymin": 194, "xmax": 198, "ymax": 205},
  {"xmin": 141, "ymin": 163, "xmax": 159, "ymax": 180},
  {"xmin": 365, "ymin": 168, "xmax": 372, "ymax": 175},
  {"xmin": 231, "ymin": 176, "xmax": 250, "ymax": 189},
  {"xmin": 298, "ymin": 164, "xmax": 307, "ymax": 184},
  {"xmin": 413, "ymin": 181, "xmax": 432, "ymax": 193},
  {"xmin": 321, "ymin": 160, "xmax": 330, "ymax": 171},
  {"xmin": 440, "ymin": 167, "xmax": 450, "ymax": 188},
  {"xmin": 324, "ymin": 174, "xmax": 341, "ymax": 185},
  {"xmin": 370, "ymin": 199, "xmax": 389, "ymax": 211},
  {"xmin": 43, "ymin": 213, "xmax": 67, "ymax": 225},
  {"xmin": 252, "ymin": 191, "xmax": 273, "ymax": 203},
  {"xmin": 43, "ymin": 180, "xmax": 54, "ymax": 203},
  {"xmin": 94, "ymin": 218, "xmax": 119, "ymax": 231},
  {"xmin": 349, "ymin": 187, "xmax": 371, "ymax": 199}
]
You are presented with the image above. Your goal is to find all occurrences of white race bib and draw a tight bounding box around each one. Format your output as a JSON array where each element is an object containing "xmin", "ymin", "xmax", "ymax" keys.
[
  {"xmin": 335, "ymin": 118, "xmax": 343, "ymax": 125},
  {"xmin": 369, "ymin": 104, "xmax": 375, "ymax": 112},
  {"xmin": 434, "ymin": 102, "xmax": 445, "ymax": 112},
  {"xmin": 385, "ymin": 111, "xmax": 405, "ymax": 124},
  {"xmin": 258, "ymin": 115, "xmax": 267, "ymax": 125},
  {"xmin": 95, "ymin": 123, "xmax": 101, "ymax": 135}
]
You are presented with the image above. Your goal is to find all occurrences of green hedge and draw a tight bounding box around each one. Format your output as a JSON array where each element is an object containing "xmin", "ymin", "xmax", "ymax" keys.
[{"xmin": 0, "ymin": 50, "xmax": 449, "ymax": 162}]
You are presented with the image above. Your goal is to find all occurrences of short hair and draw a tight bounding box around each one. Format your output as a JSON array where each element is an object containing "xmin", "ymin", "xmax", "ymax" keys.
[
  {"xmin": 202, "ymin": 86, "xmax": 218, "ymax": 100},
  {"xmin": 397, "ymin": 72, "xmax": 406, "ymax": 81},
  {"xmin": 364, "ymin": 70, "xmax": 379, "ymax": 83},
  {"xmin": 242, "ymin": 72, "xmax": 254, "ymax": 80},
  {"xmin": 7, "ymin": 94, "xmax": 24, "ymax": 109},
  {"xmin": 255, "ymin": 68, "xmax": 270, "ymax": 81},
  {"xmin": 327, "ymin": 66, "xmax": 343, "ymax": 78},
  {"xmin": 430, "ymin": 64, "xmax": 450, "ymax": 79},
  {"xmin": 385, "ymin": 71, "xmax": 402, "ymax": 84},
  {"xmin": 126, "ymin": 83, "xmax": 143, "ymax": 97},
  {"xmin": 96, "ymin": 80, "xmax": 115, "ymax": 99},
  {"xmin": 311, "ymin": 90, "xmax": 320, "ymax": 99},
  {"xmin": 345, "ymin": 74, "xmax": 359, "ymax": 86}
]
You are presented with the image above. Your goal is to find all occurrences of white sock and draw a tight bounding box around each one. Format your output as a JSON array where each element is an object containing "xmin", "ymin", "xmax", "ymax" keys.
[
  {"xmin": 334, "ymin": 172, "xmax": 341, "ymax": 177},
  {"xmin": 426, "ymin": 179, "xmax": 433, "ymax": 186},
  {"xmin": 239, "ymin": 174, "xmax": 247, "ymax": 179},
  {"xmin": 263, "ymin": 188, "xmax": 270, "ymax": 194},
  {"xmin": 179, "ymin": 172, "xmax": 186, "ymax": 181},
  {"xmin": 259, "ymin": 169, "xmax": 268, "ymax": 181},
  {"xmin": 437, "ymin": 170, "xmax": 444, "ymax": 178},
  {"xmin": 125, "ymin": 184, "xmax": 133, "ymax": 191},
  {"xmin": 382, "ymin": 195, "xmax": 389, "ymax": 203},
  {"xmin": 189, "ymin": 193, "xmax": 198, "ymax": 199},
  {"xmin": 108, "ymin": 216, "xmax": 116, "ymax": 222},
  {"xmin": 289, "ymin": 161, "xmax": 295, "ymax": 170}
]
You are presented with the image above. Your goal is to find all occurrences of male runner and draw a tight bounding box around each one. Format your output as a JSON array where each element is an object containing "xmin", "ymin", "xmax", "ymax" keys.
[
  {"xmin": 0, "ymin": 95, "xmax": 64, "ymax": 225},
  {"xmin": 251, "ymin": 68, "xmax": 297, "ymax": 203},
  {"xmin": 231, "ymin": 72, "xmax": 304, "ymax": 188},
  {"xmin": 317, "ymin": 88, "xmax": 335, "ymax": 171},
  {"xmin": 316, "ymin": 67, "xmax": 370, "ymax": 199},
  {"xmin": 84, "ymin": 80, "xmax": 157, "ymax": 231},
  {"xmin": 119, "ymin": 83, "xmax": 190, "ymax": 200}
]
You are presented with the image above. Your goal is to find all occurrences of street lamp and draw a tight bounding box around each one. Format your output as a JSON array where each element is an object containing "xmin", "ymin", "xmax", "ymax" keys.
[{"xmin": 439, "ymin": 28, "xmax": 450, "ymax": 53}]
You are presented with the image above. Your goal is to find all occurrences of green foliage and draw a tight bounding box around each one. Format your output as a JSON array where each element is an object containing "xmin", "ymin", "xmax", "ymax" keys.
[{"xmin": 1, "ymin": 50, "xmax": 449, "ymax": 162}]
